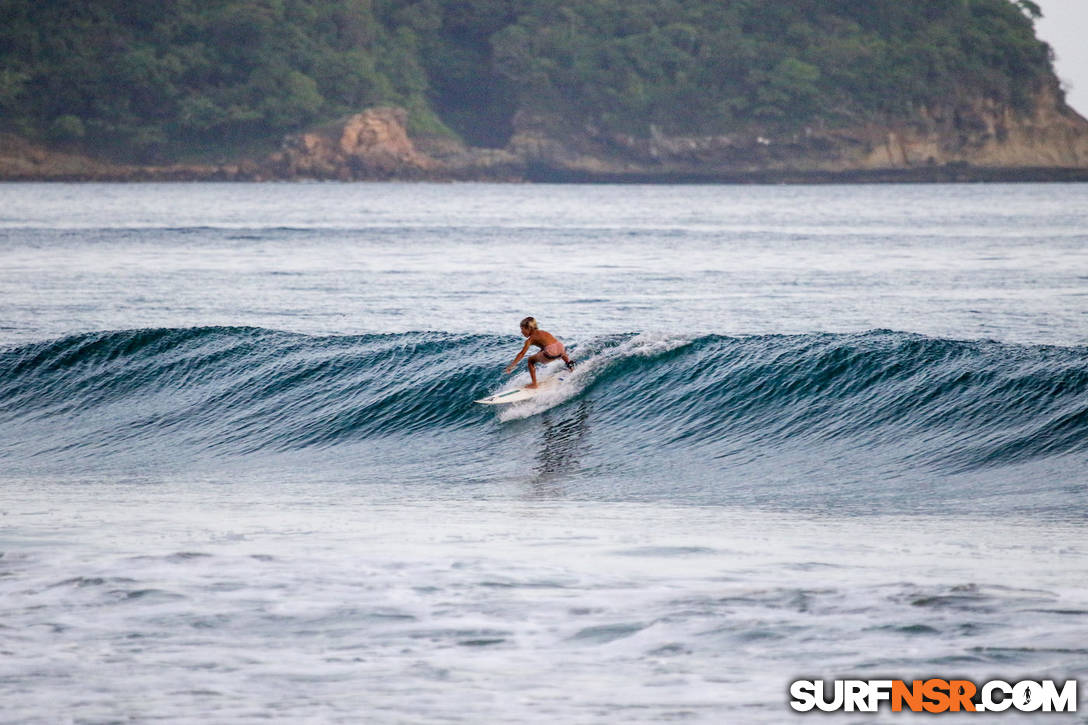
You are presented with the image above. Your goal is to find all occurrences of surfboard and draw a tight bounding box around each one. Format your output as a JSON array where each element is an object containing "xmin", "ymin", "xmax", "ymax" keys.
[{"xmin": 475, "ymin": 374, "xmax": 568, "ymax": 405}]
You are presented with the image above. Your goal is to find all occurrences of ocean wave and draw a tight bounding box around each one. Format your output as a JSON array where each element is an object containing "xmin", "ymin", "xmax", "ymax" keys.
[{"xmin": 1, "ymin": 327, "xmax": 1085, "ymax": 473}]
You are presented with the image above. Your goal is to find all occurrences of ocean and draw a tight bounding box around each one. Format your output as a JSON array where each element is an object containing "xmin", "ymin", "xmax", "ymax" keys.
[{"xmin": 0, "ymin": 182, "xmax": 1086, "ymax": 722}]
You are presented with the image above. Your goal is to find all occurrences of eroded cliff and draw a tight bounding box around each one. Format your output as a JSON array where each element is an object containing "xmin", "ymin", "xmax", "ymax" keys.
[{"xmin": 3, "ymin": 90, "xmax": 1087, "ymax": 182}]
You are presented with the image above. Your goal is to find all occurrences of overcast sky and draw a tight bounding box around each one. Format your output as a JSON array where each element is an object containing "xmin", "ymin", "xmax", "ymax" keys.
[{"xmin": 1033, "ymin": 0, "xmax": 1088, "ymax": 116}]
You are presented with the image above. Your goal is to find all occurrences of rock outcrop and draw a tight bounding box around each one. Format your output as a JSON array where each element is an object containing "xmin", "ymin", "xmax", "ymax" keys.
[
  {"xmin": 2, "ymin": 90, "xmax": 1087, "ymax": 182},
  {"xmin": 266, "ymin": 108, "xmax": 434, "ymax": 180}
]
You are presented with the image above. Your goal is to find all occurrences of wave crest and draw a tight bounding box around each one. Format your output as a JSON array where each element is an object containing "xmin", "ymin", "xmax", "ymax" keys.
[{"xmin": 2, "ymin": 327, "xmax": 1085, "ymax": 473}]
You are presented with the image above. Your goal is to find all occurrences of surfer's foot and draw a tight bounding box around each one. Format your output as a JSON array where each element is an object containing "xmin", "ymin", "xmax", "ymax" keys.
[{"xmin": 525, "ymin": 382, "xmax": 539, "ymax": 389}]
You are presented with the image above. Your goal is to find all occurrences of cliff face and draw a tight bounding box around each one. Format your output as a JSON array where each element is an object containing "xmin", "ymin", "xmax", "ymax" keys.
[
  {"xmin": 502, "ymin": 85, "xmax": 1088, "ymax": 180},
  {"xmin": 854, "ymin": 87, "xmax": 1088, "ymax": 170},
  {"xmin": 3, "ymin": 91, "xmax": 1087, "ymax": 182}
]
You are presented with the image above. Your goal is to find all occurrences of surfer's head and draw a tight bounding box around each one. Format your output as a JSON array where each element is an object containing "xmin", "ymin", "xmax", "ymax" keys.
[{"xmin": 520, "ymin": 317, "xmax": 538, "ymax": 335}]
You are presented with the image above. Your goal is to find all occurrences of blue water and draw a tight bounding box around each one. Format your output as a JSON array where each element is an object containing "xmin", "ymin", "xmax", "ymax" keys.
[{"xmin": 1, "ymin": 183, "xmax": 1086, "ymax": 722}]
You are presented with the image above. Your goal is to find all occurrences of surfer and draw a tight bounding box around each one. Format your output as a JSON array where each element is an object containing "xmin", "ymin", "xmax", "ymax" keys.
[{"xmin": 505, "ymin": 316, "xmax": 575, "ymax": 388}]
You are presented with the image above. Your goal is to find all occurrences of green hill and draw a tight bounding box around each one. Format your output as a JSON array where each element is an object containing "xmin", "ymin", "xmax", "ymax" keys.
[{"xmin": 0, "ymin": 0, "xmax": 1058, "ymax": 161}]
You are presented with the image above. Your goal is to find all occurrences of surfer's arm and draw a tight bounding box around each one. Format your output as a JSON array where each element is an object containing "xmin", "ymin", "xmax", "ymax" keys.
[{"xmin": 504, "ymin": 339, "xmax": 532, "ymax": 373}]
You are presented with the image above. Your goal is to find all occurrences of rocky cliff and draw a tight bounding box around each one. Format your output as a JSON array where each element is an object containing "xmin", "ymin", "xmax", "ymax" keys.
[
  {"xmin": 3, "ymin": 90, "xmax": 1088, "ymax": 183},
  {"xmin": 504, "ymin": 84, "xmax": 1088, "ymax": 181}
]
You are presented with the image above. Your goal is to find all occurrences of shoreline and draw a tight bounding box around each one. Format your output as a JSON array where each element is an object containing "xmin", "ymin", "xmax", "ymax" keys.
[{"xmin": 3, "ymin": 166, "xmax": 1088, "ymax": 183}]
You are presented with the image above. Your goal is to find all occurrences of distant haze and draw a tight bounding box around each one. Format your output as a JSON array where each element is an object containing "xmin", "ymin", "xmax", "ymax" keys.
[{"xmin": 1034, "ymin": 0, "xmax": 1088, "ymax": 116}]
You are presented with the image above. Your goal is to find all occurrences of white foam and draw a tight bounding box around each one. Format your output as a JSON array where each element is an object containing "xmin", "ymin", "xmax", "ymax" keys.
[{"xmin": 3, "ymin": 480, "xmax": 1086, "ymax": 724}]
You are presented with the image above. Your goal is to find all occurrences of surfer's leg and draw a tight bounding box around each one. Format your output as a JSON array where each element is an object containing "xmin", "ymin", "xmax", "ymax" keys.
[{"xmin": 526, "ymin": 352, "xmax": 543, "ymax": 388}]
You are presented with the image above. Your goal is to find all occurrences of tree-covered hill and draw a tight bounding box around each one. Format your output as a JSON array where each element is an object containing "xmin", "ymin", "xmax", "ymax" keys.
[{"xmin": 0, "ymin": 0, "xmax": 1059, "ymax": 161}]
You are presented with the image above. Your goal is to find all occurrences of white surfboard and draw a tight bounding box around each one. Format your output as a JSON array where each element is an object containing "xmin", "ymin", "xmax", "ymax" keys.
[{"xmin": 475, "ymin": 374, "xmax": 569, "ymax": 405}]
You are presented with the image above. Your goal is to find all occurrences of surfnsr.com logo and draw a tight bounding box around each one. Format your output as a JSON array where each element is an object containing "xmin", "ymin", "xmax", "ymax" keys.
[{"xmin": 790, "ymin": 679, "xmax": 1077, "ymax": 713}]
